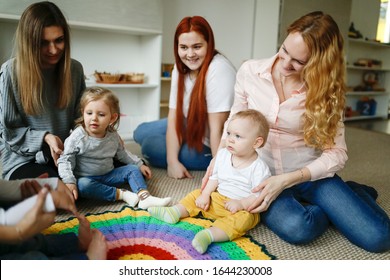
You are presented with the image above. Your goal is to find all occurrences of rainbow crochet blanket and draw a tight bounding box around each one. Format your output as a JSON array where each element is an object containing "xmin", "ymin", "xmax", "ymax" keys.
[{"xmin": 44, "ymin": 206, "xmax": 275, "ymax": 260}]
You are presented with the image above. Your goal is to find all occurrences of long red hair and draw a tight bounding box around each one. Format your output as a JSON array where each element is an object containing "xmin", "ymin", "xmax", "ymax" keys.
[{"xmin": 173, "ymin": 16, "xmax": 218, "ymax": 151}]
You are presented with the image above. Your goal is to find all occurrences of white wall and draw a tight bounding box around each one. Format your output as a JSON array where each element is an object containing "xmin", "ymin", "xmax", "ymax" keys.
[
  {"xmin": 279, "ymin": 0, "xmax": 353, "ymax": 46},
  {"xmin": 349, "ymin": 0, "xmax": 381, "ymax": 40},
  {"xmin": 0, "ymin": 0, "xmax": 163, "ymax": 31},
  {"xmin": 1, "ymin": 0, "xmax": 384, "ymax": 70},
  {"xmin": 252, "ymin": 0, "xmax": 280, "ymax": 60}
]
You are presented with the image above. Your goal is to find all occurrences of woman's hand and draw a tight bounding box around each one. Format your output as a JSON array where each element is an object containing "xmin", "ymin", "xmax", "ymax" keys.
[
  {"xmin": 44, "ymin": 133, "xmax": 64, "ymax": 165},
  {"xmin": 140, "ymin": 165, "xmax": 152, "ymax": 180},
  {"xmin": 167, "ymin": 161, "xmax": 193, "ymax": 179},
  {"xmin": 20, "ymin": 173, "xmax": 49, "ymax": 199},
  {"xmin": 16, "ymin": 188, "xmax": 56, "ymax": 242},
  {"xmin": 247, "ymin": 175, "xmax": 287, "ymax": 213}
]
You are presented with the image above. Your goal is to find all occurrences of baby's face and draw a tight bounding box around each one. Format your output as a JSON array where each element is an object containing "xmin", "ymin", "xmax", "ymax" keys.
[{"xmin": 225, "ymin": 118, "xmax": 259, "ymax": 156}]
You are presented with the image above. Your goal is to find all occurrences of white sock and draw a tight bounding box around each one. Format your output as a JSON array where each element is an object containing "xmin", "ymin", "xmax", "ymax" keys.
[
  {"xmin": 138, "ymin": 195, "xmax": 172, "ymax": 210},
  {"xmin": 119, "ymin": 190, "xmax": 139, "ymax": 207}
]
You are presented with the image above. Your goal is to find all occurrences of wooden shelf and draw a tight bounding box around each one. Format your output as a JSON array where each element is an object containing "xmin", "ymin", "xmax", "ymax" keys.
[
  {"xmin": 160, "ymin": 100, "xmax": 169, "ymax": 108},
  {"xmin": 86, "ymin": 81, "xmax": 158, "ymax": 89},
  {"xmin": 346, "ymin": 91, "xmax": 389, "ymax": 96},
  {"xmin": 345, "ymin": 115, "xmax": 388, "ymax": 121},
  {"xmin": 346, "ymin": 65, "xmax": 390, "ymax": 71}
]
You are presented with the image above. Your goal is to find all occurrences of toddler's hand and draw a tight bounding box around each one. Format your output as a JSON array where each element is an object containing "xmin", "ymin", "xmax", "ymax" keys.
[
  {"xmin": 65, "ymin": 183, "xmax": 79, "ymax": 201},
  {"xmin": 140, "ymin": 165, "xmax": 152, "ymax": 180},
  {"xmin": 50, "ymin": 181, "xmax": 77, "ymax": 214},
  {"xmin": 195, "ymin": 193, "xmax": 210, "ymax": 210}
]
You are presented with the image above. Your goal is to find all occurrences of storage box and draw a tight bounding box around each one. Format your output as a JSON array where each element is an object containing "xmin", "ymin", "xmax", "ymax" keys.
[{"xmin": 356, "ymin": 97, "xmax": 377, "ymax": 115}]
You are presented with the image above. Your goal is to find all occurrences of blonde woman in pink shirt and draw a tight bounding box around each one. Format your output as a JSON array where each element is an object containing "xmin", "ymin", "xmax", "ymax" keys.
[{"xmin": 203, "ymin": 11, "xmax": 390, "ymax": 253}]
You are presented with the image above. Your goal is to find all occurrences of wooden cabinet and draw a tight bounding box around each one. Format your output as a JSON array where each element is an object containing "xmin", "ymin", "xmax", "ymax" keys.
[
  {"xmin": 345, "ymin": 38, "xmax": 390, "ymax": 121},
  {"xmin": 0, "ymin": 14, "xmax": 162, "ymax": 141},
  {"xmin": 160, "ymin": 77, "xmax": 171, "ymax": 119}
]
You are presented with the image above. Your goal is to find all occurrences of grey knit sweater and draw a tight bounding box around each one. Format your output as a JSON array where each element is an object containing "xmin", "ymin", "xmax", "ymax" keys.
[
  {"xmin": 0, "ymin": 59, "xmax": 86, "ymax": 179},
  {"xmin": 57, "ymin": 126, "xmax": 143, "ymax": 185}
]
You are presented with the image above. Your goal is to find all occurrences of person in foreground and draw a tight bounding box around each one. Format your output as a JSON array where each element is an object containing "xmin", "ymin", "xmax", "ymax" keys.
[
  {"xmin": 0, "ymin": 177, "xmax": 107, "ymax": 260},
  {"xmin": 57, "ymin": 87, "xmax": 171, "ymax": 209},
  {"xmin": 149, "ymin": 110, "xmax": 271, "ymax": 254},
  {"xmin": 203, "ymin": 11, "xmax": 390, "ymax": 253},
  {"xmin": 0, "ymin": 1, "xmax": 86, "ymax": 180},
  {"xmin": 133, "ymin": 16, "xmax": 236, "ymax": 179}
]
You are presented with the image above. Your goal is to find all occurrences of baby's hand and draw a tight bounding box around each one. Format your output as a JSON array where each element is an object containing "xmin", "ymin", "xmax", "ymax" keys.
[
  {"xmin": 195, "ymin": 193, "xmax": 210, "ymax": 210},
  {"xmin": 225, "ymin": 199, "xmax": 244, "ymax": 214}
]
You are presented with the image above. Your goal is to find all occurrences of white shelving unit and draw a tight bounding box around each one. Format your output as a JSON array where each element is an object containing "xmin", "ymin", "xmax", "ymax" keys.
[
  {"xmin": 0, "ymin": 13, "xmax": 162, "ymax": 141},
  {"xmin": 346, "ymin": 38, "xmax": 390, "ymax": 121}
]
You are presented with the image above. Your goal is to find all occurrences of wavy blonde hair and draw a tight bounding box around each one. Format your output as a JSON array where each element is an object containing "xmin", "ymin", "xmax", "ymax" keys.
[
  {"xmin": 288, "ymin": 11, "xmax": 346, "ymax": 149},
  {"xmin": 14, "ymin": 1, "xmax": 72, "ymax": 115}
]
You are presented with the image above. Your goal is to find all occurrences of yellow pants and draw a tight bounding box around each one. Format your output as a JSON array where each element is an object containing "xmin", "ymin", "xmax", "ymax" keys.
[{"xmin": 180, "ymin": 189, "xmax": 260, "ymax": 240}]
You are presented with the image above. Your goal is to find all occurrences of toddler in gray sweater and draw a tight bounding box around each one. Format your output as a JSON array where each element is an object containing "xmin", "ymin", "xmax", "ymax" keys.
[{"xmin": 57, "ymin": 87, "xmax": 171, "ymax": 209}]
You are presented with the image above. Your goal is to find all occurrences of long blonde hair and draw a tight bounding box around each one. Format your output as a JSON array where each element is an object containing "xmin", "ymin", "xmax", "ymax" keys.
[
  {"xmin": 288, "ymin": 11, "xmax": 346, "ymax": 149},
  {"xmin": 14, "ymin": 1, "xmax": 72, "ymax": 115}
]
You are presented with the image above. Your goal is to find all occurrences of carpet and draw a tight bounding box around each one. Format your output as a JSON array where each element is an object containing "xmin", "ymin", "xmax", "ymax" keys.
[{"xmin": 44, "ymin": 206, "xmax": 276, "ymax": 260}]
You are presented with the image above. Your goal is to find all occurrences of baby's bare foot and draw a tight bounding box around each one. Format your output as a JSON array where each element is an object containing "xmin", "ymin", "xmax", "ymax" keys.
[
  {"xmin": 86, "ymin": 229, "xmax": 107, "ymax": 260},
  {"xmin": 77, "ymin": 214, "xmax": 92, "ymax": 251}
]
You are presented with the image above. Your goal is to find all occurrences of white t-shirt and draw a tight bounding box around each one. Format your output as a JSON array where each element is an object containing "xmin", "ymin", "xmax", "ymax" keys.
[
  {"xmin": 210, "ymin": 148, "xmax": 271, "ymax": 200},
  {"xmin": 169, "ymin": 54, "xmax": 236, "ymax": 146}
]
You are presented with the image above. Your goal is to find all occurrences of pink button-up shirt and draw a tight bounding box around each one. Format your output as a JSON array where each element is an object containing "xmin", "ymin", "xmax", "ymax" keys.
[{"xmin": 225, "ymin": 55, "xmax": 348, "ymax": 181}]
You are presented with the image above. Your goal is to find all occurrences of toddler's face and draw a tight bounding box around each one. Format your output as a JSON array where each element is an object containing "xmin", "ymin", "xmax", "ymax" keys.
[{"xmin": 83, "ymin": 100, "xmax": 116, "ymax": 138}]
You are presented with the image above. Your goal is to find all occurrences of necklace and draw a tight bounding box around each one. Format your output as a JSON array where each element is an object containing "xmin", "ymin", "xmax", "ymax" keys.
[{"xmin": 231, "ymin": 154, "xmax": 256, "ymax": 169}]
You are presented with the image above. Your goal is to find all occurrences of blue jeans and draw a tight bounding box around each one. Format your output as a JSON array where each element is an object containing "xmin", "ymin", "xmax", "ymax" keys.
[
  {"xmin": 77, "ymin": 164, "xmax": 146, "ymax": 201},
  {"xmin": 133, "ymin": 118, "xmax": 212, "ymax": 170},
  {"xmin": 260, "ymin": 175, "xmax": 390, "ymax": 253}
]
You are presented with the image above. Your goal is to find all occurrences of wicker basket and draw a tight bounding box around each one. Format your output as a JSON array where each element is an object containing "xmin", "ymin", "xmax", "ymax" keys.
[
  {"xmin": 94, "ymin": 72, "xmax": 123, "ymax": 83},
  {"xmin": 125, "ymin": 72, "xmax": 144, "ymax": 84}
]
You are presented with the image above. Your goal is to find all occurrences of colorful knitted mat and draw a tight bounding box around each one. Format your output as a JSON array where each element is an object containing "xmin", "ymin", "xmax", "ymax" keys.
[{"xmin": 43, "ymin": 206, "xmax": 275, "ymax": 260}]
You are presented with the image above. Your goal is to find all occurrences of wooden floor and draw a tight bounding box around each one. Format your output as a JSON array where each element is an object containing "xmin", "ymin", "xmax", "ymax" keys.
[{"xmin": 345, "ymin": 117, "xmax": 390, "ymax": 135}]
